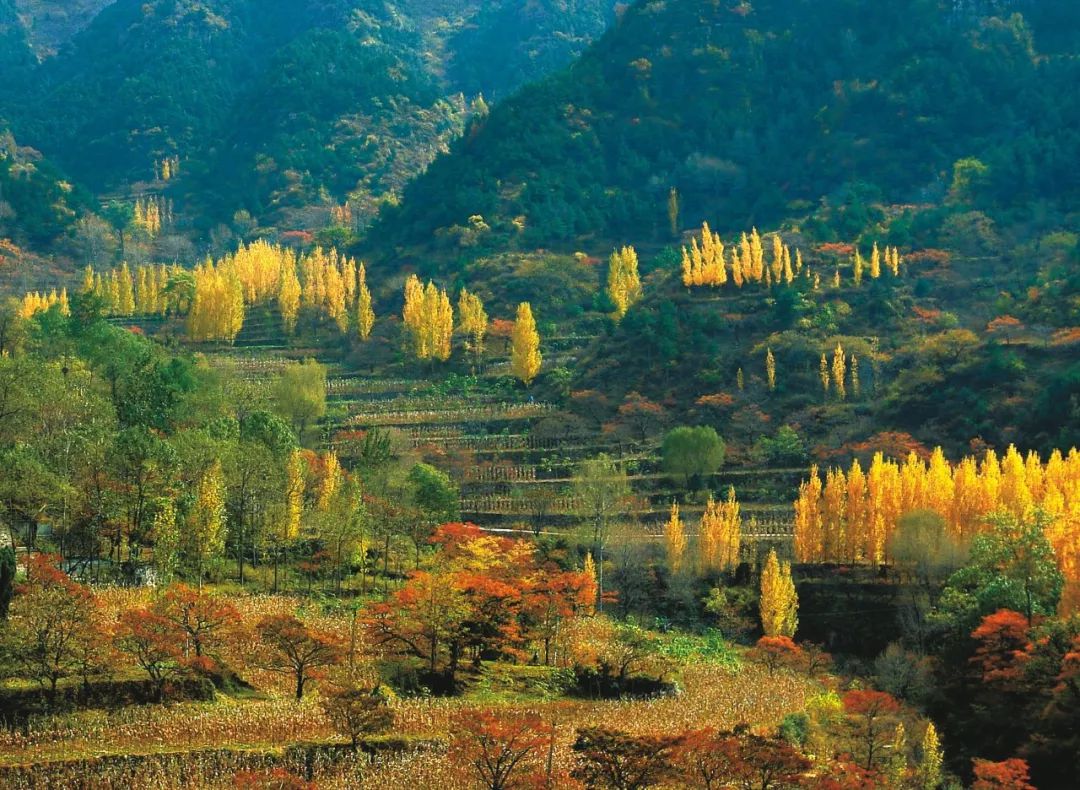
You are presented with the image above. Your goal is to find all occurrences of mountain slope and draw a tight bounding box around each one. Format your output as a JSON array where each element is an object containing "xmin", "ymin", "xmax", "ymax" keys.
[
  {"xmin": 371, "ymin": 0, "xmax": 1080, "ymax": 257},
  {"xmin": 12, "ymin": 0, "xmax": 114, "ymax": 57},
  {"xmin": 0, "ymin": 0, "xmax": 616, "ymax": 230},
  {"xmin": 0, "ymin": 0, "xmax": 34, "ymax": 73}
]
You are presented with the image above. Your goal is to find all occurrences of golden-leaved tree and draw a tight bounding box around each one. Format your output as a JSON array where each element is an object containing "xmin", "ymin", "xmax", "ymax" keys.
[
  {"xmin": 511, "ymin": 302, "xmax": 542, "ymax": 386},
  {"xmin": 664, "ymin": 503, "xmax": 687, "ymax": 574},
  {"xmin": 457, "ymin": 288, "xmax": 488, "ymax": 363},
  {"xmin": 759, "ymin": 548, "xmax": 798, "ymax": 637},
  {"xmin": 356, "ymin": 263, "xmax": 375, "ymax": 341},
  {"xmin": 608, "ymin": 245, "xmax": 643, "ymax": 320},
  {"xmin": 699, "ymin": 486, "xmax": 741, "ymax": 574}
]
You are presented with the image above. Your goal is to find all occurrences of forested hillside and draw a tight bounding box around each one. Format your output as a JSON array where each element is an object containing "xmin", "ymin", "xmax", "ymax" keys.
[
  {"xmin": 0, "ymin": 0, "xmax": 615, "ymax": 231},
  {"xmin": 11, "ymin": 0, "xmax": 114, "ymax": 56},
  {"xmin": 1, "ymin": 2, "xmax": 1080, "ymax": 788},
  {"xmin": 373, "ymin": 0, "xmax": 1080, "ymax": 253}
]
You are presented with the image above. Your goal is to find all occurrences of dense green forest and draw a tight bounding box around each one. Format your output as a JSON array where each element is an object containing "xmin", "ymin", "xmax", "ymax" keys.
[
  {"xmin": 371, "ymin": 0, "xmax": 1080, "ymax": 254},
  {"xmin": 0, "ymin": 0, "xmax": 614, "ymax": 229}
]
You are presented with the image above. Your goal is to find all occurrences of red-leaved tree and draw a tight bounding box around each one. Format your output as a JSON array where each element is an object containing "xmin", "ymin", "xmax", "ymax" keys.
[
  {"xmin": 971, "ymin": 758, "xmax": 1036, "ymax": 790},
  {"xmin": 842, "ymin": 690, "xmax": 902, "ymax": 771},
  {"xmin": 971, "ymin": 610, "xmax": 1032, "ymax": 686},
  {"xmin": 452, "ymin": 710, "xmax": 555, "ymax": 790}
]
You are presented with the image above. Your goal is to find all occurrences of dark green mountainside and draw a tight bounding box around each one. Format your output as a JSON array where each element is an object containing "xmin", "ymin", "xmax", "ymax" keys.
[
  {"xmin": 372, "ymin": 0, "xmax": 1080, "ymax": 257},
  {"xmin": 0, "ymin": 0, "xmax": 615, "ymax": 232},
  {"xmin": 11, "ymin": 0, "xmax": 114, "ymax": 57},
  {"xmin": 358, "ymin": 0, "xmax": 1079, "ymax": 459}
]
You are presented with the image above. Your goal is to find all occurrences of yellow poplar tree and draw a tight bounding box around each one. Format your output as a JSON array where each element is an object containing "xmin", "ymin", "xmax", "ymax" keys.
[
  {"xmin": 284, "ymin": 449, "xmax": 305, "ymax": 541},
  {"xmin": 819, "ymin": 354, "xmax": 831, "ymax": 397},
  {"xmin": 318, "ymin": 451, "xmax": 342, "ymax": 511},
  {"xmin": 325, "ymin": 262, "xmax": 348, "ymax": 333},
  {"xmin": 919, "ymin": 723, "xmax": 943, "ymax": 790},
  {"xmin": 870, "ymin": 242, "xmax": 882, "ymax": 279},
  {"xmin": 759, "ymin": 549, "xmax": 798, "ymax": 637},
  {"xmin": 279, "ymin": 261, "xmax": 302, "ymax": 334},
  {"xmin": 832, "ymin": 343, "xmax": 847, "ymax": 400},
  {"xmin": 189, "ymin": 460, "xmax": 226, "ymax": 588},
  {"xmin": 511, "ymin": 302, "xmax": 542, "ymax": 386},
  {"xmin": 794, "ymin": 466, "xmax": 824, "ymax": 563},
  {"xmin": 664, "ymin": 503, "xmax": 687, "ymax": 574},
  {"xmin": 458, "ymin": 288, "xmax": 488, "ymax": 362},
  {"xmin": 583, "ymin": 552, "xmax": 598, "ymax": 613},
  {"xmin": 356, "ymin": 263, "xmax": 375, "ymax": 341},
  {"xmin": 607, "ymin": 245, "xmax": 642, "ymax": 320},
  {"xmin": 700, "ymin": 487, "xmax": 740, "ymax": 573},
  {"xmin": 749, "ymin": 228, "xmax": 764, "ymax": 281},
  {"xmin": 853, "ymin": 250, "xmax": 864, "ymax": 285},
  {"xmin": 117, "ymin": 264, "xmax": 136, "ymax": 316},
  {"xmin": 766, "ymin": 348, "xmax": 777, "ymax": 392}
]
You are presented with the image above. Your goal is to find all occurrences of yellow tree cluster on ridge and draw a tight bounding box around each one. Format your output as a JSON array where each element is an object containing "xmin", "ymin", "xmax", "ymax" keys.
[
  {"xmin": 187, "ymin": 259, "xmax": 245, "ymax": 343},
  {"xmin": 402, "ymin": 275, "xmax": 453, "ymax": 362},
  {"xmin": 19, "ymin": 289, "xmax": 70, "ymax": 319},
  {"xmin": 681, "ymin": 223, "xmax": 802, "ymax": 289},
  {"xmin": 700, "ymin": 486, "xmax": 741, "ymax": 574},
  {"xmin": 794, "ymin": 445, "xmax": 1080, "ymax": 605}
]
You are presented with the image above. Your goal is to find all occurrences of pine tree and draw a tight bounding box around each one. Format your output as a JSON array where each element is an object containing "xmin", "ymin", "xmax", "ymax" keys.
[
  {"xmin": 356, "ymin": 263, "xmax": 375, "ymax": 341},
  {"xmin": 665, "ymin": 503, "xmax": 687, "ymax": 575},
  {"xmin": 511, "ymin": 302, "xmax": 542, "ymax": 386},
  {"xmin": 759, "ymin": 549, "xmax": 798, "ymax": 637},
  {"xmin": 766, "ymin": 348, "xmax": 777, "ymax": 392}
]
